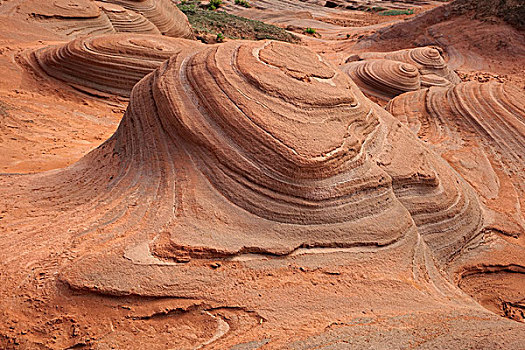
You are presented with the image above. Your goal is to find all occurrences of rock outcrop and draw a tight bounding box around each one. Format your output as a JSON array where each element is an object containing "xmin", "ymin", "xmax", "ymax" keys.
[
  {"xmin": 1, "ymin": 38, "xmax": 523, "ymax": 348},
  {"xmin": 342, "ymin": 46, "xmax": 459, "ymax": 101},
  {"xmin": 96, "ymin": 1, "xmax": 161, "ymax": 34},
  {"xmin": 341, "ymin": 59, "xmax": 422, "ymax": 101},
  {"xmin": 15, "ymin": 0, "xmax": 116, "ymax": 37},
  {"xmin": 98, "ymin": 0, "xmax": 194, "ymax": 38},
  {"xmin": 9, "ymin": 0, "xmax": 194, "ymax": 39},
  {"xmin": 29, "ymin": 33, "xmax": 204, "ymax": 97},
  {"xmin": 348, "ymin": 46, "xmax": 460, "ymax": 84},
  {"xmin": 387, "ymin": 81, "xmax": 525, "ymax": 235},
  {"xmin": 5, "ymin": 40, "xmax": 483, "ymax": 278}
]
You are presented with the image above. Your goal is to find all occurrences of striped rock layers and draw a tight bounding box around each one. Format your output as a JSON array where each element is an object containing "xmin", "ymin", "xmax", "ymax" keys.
[
  {"xmin": 99, "ymin": 0, "xmax": 194, "ymax": 38},
  {"xmin": 341, "ymin": 59, "xmax": 422, "ymax": 101},
  {"xmin": 12, "ymin": 0, "xmax": 193, "ymax": 38},
  {"xmin": 30, "ymin": 33, "xmax": 204, "ymax": 97},
  {"xmin": 349, "ymin": 46, "xmax": 460, "ymax": 84},
  {"xmin": 0, "ymin": 41, "xmax": 501, "ymax": 348},
  {"xmin": 15, "ymin": 0, "xmax": 116, "ymax": 37},
  {"xmin": 4, "ymin": 41, "xmax": 482, "ymax": 281},
  {"xmin": 95, "ymin": 1, "xmax": 161, "ymax": 34},
  {"xmin": 388, "ymin": 81, "xmax": 525, "ymax": 235}
]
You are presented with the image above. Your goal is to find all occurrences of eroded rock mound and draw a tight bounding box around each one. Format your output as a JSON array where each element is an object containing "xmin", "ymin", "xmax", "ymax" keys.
[
  {"xmin": 8, "ymin": 40, "xmax": 481, "ymax": 275},
  {"xmin": 96, "ymin": 1, "xmax": 161, "ymax": 34},
  {"xmin": 29, "ymin": 33, "xmax": 204, "ymax": 97},
  {"xmin": 99, "ymin": 0, "xmax": 194, "ymax": 38},
  {"xmin": 387, "ymin": 81, "xmax": 525, "ymax": 235},
  {"xmin": 341, "ymin": 59, "xmax": 422, "ymax": 101},
  {"xmin": 2, "ymin": 40, "xmax": 514, "ymax": 349},
  {"xmin": 9, "ymin": 0, "xmax": 194, "ymax": 39},
  {"xmin": 349, "ymin": 46, "xmax": 461, "ymax": 85},
  {"xmin": 15, "ymin": 0, "xmax": 116, "ymax": 37}
]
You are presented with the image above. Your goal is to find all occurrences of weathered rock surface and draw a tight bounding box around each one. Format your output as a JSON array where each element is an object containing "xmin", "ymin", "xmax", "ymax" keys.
[
  {"xmin": 2, "ymin": 40, "xmax": 518, "ymax": 349},
  {"xmin": 96, "ymin": 1, "xmax": 161, "ymax": 34},
  {"xmin": 29, "ymin": 33, "xmax": 203, "ymax": 97},
  {"xmin": 3, "ymin": 0, "xmax": 194, "ymax": 39},
  {"xmin": 1, "ymin": 0, "xmax": 525, "ymax": 347},
  {"xmin": 388, "ymin": 81, "xmax": 525, "ymax": 236},
  {"xmin": 349, "ymin": 46, "xmax": 460, "ymax": 84},
  {"xmin": 99, "ymin": 0, "xmax": 194, "ymax": 38},
  {"xmin": 341, "ymin": 59, "xmax": 422, "ymax": 101},
  {"xmin": 13, "ymin": 0, "xmax": 116, "ymax": 37}
]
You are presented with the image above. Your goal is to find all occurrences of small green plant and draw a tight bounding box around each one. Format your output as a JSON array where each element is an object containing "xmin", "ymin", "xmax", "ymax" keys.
[
  {"xmin": 216, "ymin": 32, "xmax": 225, "ymax": 42},
  {"xmin": 367, "ymin": 6, "xmax": 387, "ymax": 12},
  {"xmin": 378, "ymin": 8, "xmax": 414, "ymax": 16},
  {"xmin": 208, "ymin": 0, "xmax": 222, "ymax": 10},
  {"xmin": 177, "ymin": 1, "xmax": 300, "ymax": 44},
  {"xmin": 304, "ymin": 27, "xmax": 316, "ymax": 35},
  {"xmin": 235, "ymin": 0, "xmax": 251, "ymax": 8}
]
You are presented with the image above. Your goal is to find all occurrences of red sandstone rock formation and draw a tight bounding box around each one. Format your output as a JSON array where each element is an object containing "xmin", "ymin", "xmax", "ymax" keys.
[
  {"xmin": 28, "ymin": 33, "xmax": 204, "ymax": 97},
  {"xmin": 2, "ymin": 40, "xmax": 521, "ymax": 349},
  {"xmin": 99, "ymin": 0, "xmax": 194, "ymax": 38},
  {"xmin": 341, "ymin": 46, "xmax": 458, "ymax": 102},
  {"xmin": 0, "ymin": 1, "xmax": 524, "ymax": 347},
  {"xmin": 96, "ymin": 1, "xmax": 161, "ymax": 34},
  {"xmin": 3, "ymin": 0, "xmax": 194, "ymax": 39}
]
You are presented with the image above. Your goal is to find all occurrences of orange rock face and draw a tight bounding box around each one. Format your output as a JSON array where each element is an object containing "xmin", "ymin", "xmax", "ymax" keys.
[
  {"xmin": 29, "ymin": 33, "xmax": 203, "ymax": 97},
  {"xmin": 341, "ymin": 47, "xmax": 459, "ymax": 102},
  {"xmin": 98, "ymin": 0, "xmax": 194, "ymax": 38},
  {"xmin": 4, "ymin": 0, "xmax": 194, "ymax": 39},
  {"xmin": 0, "ymin": 0, "xmax": 524, "ymax": 348}
]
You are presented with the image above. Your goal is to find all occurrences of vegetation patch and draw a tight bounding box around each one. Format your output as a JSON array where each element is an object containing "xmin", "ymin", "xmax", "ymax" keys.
[
  {"xmin": 367, "ymin": 6, "xmax": 387, "ymax": 12},
  {"xmin": 234, "ymin": 0, "xmax": 251, "ymax": 8},
  {"xmin": 178, "ymin": 1, "xmax": 300, "ymax": 43},
  {"xmin": 452, "ymin": 0, "xmax": 524, "ymax": 30},
  {"xmin": 378, "ymin": 9, "xmax": 414, "ymax": 16},
  {"xmin": 304, "ymin": 27, "xmax": 316, "ymax": 35},
  {"xmin": 208, "ymin": 0, "xmax": 222, "ymax": 10}
]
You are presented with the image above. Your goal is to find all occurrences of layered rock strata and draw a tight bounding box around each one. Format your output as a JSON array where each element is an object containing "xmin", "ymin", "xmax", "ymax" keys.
[
  {"xmin": 341, "ymin": 59, "xmax": 422, "ymax": 101},
  {"xmin": 7, "ymin": 40, "xmax": 482, "ymax": 276},
  {"xmin": 0, "ymin": 40, "xmax": 510, "ymax": 348},
  {"xmin": 10, "ymin": 0, "xmax": 193, "ymax": 39},
  {"xmin": 348, "ymin": 46, "xmax": 461, "ymax": 85},
  {"xmin": 30, "ymin": 33, "xmax": 204, "ymax": 97},
  {"xmin": 387, "ymin": 81, "xmax": 525, "ymax": 235},
  {"xmin": 99, "ymin": 0, "xmax": 194, "ymax": 38},
  {"xmin": 96, "ymin": 1, "xmax": 161, "ymax": 34},
  {"xmin": 15, "ymin": 0, "xmax": 116, "ymax": 37}
]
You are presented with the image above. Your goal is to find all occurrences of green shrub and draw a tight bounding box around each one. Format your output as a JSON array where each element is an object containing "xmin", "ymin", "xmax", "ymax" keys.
[
  {"xmin": 304, "ymin": 27, "xmax": 316, "ymax": 35},
  {"xmin": 216, "ymin": 32, "xmax": 225, "ymax": 42},
  {"xmin": 235, "ymin": 0, "xmax": 251, "ymax": 8},
  {"xmin": 367, "ymin": 6, "xmax": 387, "ymax": 12},
  {"xmin": 208, "ymin": 0, "xmax": 222, "ymax": 10},
  {"xmin": 378, "ymin": 9, "xmax": 414, "ymax": 16},
  {"xmin": 177, "ymin": 1, "xmax": 300, "ymax": 43}
]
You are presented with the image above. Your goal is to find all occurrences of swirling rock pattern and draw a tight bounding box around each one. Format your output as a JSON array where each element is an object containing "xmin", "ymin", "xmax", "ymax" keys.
[
  {"xmin": 15, "ymin": 0, "xmax": 116, "ymax": 37},
  {"xmin": 352, "ymin": 46, "xmax": 461, "ymax": 86},
  {"xmin": 341, "ymin": 59, "xmax": 422, "ymax": 101},
  {"xmin": 10, "ymin": 0, "xmax": 193, "ymax": 39},
  {"xmin": 99, "ymin": 0, "xmax": 194, "ymax": 38},
  {"xmin": 95, "ymin": 1, "xmax": 161, "ymax": 34},
  {"xmin": 30, "ymin": 33, "xmax": 204, "ymax": 97},
  {"xmin": 2, "ymin": 40, "xmax": 518, "ymax": 348},
  {"xmin": 387, "ymin": 81, "xmax": 525, "ymax": 235},
  {"xmin": 8, "ymin": 40, "xmax": 481, "ymax": 270}
]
